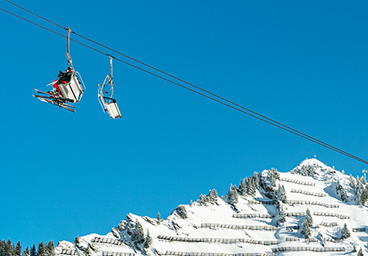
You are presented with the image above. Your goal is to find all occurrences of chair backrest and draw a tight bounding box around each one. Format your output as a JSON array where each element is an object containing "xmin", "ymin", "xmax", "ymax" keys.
[
  {"xmin": 59, "ymin": 72, "xmax": 85, "ymax": 103},
  {"xmin": 105, "ymin": 101, "xmax": 122, "ymax": 119}
]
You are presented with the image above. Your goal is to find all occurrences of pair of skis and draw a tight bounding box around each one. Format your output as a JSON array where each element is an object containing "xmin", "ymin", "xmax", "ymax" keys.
[{"xmin": 33, "ymin": 89, "xmax": 75, "ymax": 113}]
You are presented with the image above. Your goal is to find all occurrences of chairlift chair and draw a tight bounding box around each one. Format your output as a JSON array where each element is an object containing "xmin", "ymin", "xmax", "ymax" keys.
[
  {"xmin": 56, "ymin": 69, "xmax": 86, "ymax": 103},
  {"xmin": 32, "ymin": 27, "xmax": 85, "ymax": 112},
  {"xmin": 98, "ymin": 56, "xmax": 122, "ymax": 119}
]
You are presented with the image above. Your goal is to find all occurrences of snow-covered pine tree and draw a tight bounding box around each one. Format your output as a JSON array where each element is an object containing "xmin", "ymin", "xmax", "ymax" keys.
[
  {"xmin": 362, "ymin": 185, "xmax": 368, "ymax": 206},
  {"xmin": 358, "ymin": 248, "xmax": 364, "ymax": 256},
  {"xmin": 239, "ymin": 179, "xmax": 244, "ymax": 195},
  {"xmin": 336, "ymin": 181, "xmax": 348, "ymax": 202},
  {"xmin": 208, "ymin": 189, "xmax": 218, "ymax": 203},
  {"xmin": 227, "ymin": 184, "xmax": 238, "ymax": 204},
  {"xmin": 269, "ymin": 173, "xmax": 276, "ymax": 188},
  {"xmin": 306, "ymin": 208, "xmax": 313, "ymax": 227},
  {"xmin": 357, "ymin": 183, "xmax": 368, "ymax": 206},
  {"xmin": 248, "ymin": 178, "xmax": 256, "ymax": 196},
  {"xmin": 357, "ymin": 175, "xmax": 360, "ymax": 188},
  {"xmin": 277, "ymin": 205, "xmax": 286, "ymax": 226},
  {"xmin": 253, "ymin": 172, "xmax": 260, "ymax": 189},
  {"xmin": 239, "ymin": 178, "xmax": 246, "ymax": 195},
  {"xmin": 131, "ymin": 221, "xmax": 145, "ymax": 245},
  {"xmin": 277, "ymin": 184, "xmax": 287, "ymax": 202},
  {"xmin": 281, "ymin": 185, "xmax": 286, "ymax": 202},
  {"xmin": 157, "ymin": 212, "xmax": 161, "ymax": 223},
  {"xmin": 300, "ymin": 220, "xmax": 311, "ymax": 238},
  {"xmin": 350, "ymin": 174, "xmax": 356, "ymax": 189},
  {"xmin": 199, "ymin": 194, "xmax": 209, "ymax": 205},
  {"xmin": 144, "ymin": 230, "xmax": 152, "ymax": 249},
  {"xmin": 361, "ymin": 176, "xmax": 367, "ymax": 185},
  {"xmin": 244, "ymin": 178, "xmax": 251, "ymax": 195},
  {"xmin": 341, "ymin": 223, "xmax": 351, "ymax": 239},
  {"xmin": 352, "ymin": 245, "xmax": 357, "ymax": 252},
  {"xmin": 268, "ymin": 168, "xmax": 279, "ymax": 187}
]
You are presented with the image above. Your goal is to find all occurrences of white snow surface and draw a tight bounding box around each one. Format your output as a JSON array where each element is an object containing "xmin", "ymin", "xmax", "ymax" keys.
[{"xmin": 55, "ymin": 158, "xmax": 368, "ymax": 256}]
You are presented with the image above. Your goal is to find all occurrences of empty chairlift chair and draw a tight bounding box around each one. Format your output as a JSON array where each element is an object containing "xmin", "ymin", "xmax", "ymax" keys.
[{"xmin": 98, "ymin": 56, "xmax": 122, "ymax": 119}]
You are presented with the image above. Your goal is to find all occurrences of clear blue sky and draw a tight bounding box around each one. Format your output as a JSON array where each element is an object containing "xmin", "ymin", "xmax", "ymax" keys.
[{"xmin": 1, "ymin": 0, "xmax": 367, "ymax": 249}]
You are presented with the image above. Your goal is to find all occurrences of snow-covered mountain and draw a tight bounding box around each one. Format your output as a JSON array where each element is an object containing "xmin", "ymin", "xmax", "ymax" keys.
[{"xmin": 55, "ymin": 159, "xmax": 368, "ymax": 256}]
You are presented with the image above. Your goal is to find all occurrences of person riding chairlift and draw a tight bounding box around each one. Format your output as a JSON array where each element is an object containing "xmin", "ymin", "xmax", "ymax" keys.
[{"xmin": 50, "ymin": 67, "xmax": 74, "ymax": 97}]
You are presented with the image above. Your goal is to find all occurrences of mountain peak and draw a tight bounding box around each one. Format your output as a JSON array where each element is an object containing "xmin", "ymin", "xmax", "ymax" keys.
[{"xmin": 55, "ymin": 158, "xmax": 368, "ymax": 256}]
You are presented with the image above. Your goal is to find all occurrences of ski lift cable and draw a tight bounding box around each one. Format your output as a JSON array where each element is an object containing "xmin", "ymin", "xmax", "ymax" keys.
[
  {"xmin": 0, "ymin": 5, "xmax": 366, "ymax": 164},
  {"xmin": 3, "ymin": 0, "xmax": 361, "ymax": 161},
  {"xmin": 1, "ymin": 6, "xmax": 367, "ymax": 165},
  {"xmin": 4, "ymin": 0, "xmax": 65, "ymax": 30}
]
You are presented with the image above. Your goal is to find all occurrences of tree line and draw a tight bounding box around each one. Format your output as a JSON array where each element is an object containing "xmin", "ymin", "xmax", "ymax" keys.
[{"xmin": 0, "ymin": 240, "xmax": 54, "ymax": 256}]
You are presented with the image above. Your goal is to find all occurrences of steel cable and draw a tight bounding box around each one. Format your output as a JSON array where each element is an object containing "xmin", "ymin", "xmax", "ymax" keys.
[{"xmin": 1, "ymin": 3, "xmax": 367, "ymax": 164}]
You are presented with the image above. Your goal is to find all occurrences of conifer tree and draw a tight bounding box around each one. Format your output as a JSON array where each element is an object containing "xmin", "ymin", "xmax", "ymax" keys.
[
  {"xmin": 362, "ymin": 176, "xmax": 367, "ymax": 185},
  {"xmin": 157, "ymin": 212, "xmax": 161, "ymax": 223},
  {"xmin": 341, "ymin": 223, "xmax": 351, "ymax": 239},
  {"xmin": 74, "ymin": 237, "xmax": 80, "ymax": 246},
  {"xmin": 277, "ymin": 205, "xmax": 286, "ymax": 226},
  {"xmin": 253, "ymin": 172, "xmax": 260, "ymax": 189},
  {"xmin": 358, "ymin": 248, "xmax": 364, "ymax": 256},
  {"xmin": 208, "ymin": 189, "xmax": 218, "ymax": 203},
  {"xmin": 14, "ymin": 242, "xmax": 21, "ymax": 256},
  {"xmin": 143, "ymin": 230, "xmax": 152, "ymax": 249},
  {"xmin": 306, "ymin": 208, "xmax": 313, "ymax": 227},
  {"xmin": 300, "ymin": 220, "xmax": 311, "ymax": 238},
  {"xmin": 352, "ymin": 245, "xmax": 357, "ymax": 252},
  {"xmin": 24, "ymin": 247, "xmax": 30, "ymax": 256},
  {"xmin": 46, "ymin": 241, "xmax": 55, "ymax": 256},
  {"xmin": 36, "ymin": 243, "xmax": 46, "ymax": 256},
  {"xmin": 248, "ymin": 178, "xmax": 256, "ymax": 196},
  {"xmin": 362, "ymin": 185, "xmax": 368, "ymax": 206},
  {"xmin": 199, "ymin": 194, "xmax": 209, "ymax": 205},
  {"xmin": 244, "ymin": 178, "xmax": 250, "ymax": 195},
  {"xmin": 131, "ymin": 221, "xmax": 145, "ymax": 245},
  {"xmin": 245, "ymin": 179, "xmax": 251, "ymax": 195},
  {"xmin": 227, "ymin": 184, "xmax": 238, "ymax": 204},
  {"xmin": 277, "ymin": 185, "xmax": 287, "ymax": 202},
  {"xmin": 350, "ymin": 174, "xmax": 356, "ymax": 188},
  {"xmin": 30, "ymin": 245, "xmax": 36, "ymax": 256},
  {"xmin": 239, "ymin": 179, "xmax": 244, "ymax": 195},
  {"xmin": 240, "ymin": 178, "xmax": 247, "ymax": 195},
  {"xmin": 0, "ymin": 240, "xmax": 5, "ymax": 256},
  {"xmin": 4, "ymin": 240, "xmax": 13, "ymax": 256},
  {"xmin": 357, "ymin": 183, "xmax": 368, "ymax": 206}
]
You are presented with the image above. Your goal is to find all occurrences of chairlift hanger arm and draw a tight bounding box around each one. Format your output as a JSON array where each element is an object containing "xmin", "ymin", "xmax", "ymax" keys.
[
  {"xmin": 65, "ymin": 26, "xmax": 75, "ymax": 71},
  {"xmin": 110, "ymin": 56, "xmax": 113, "ymax": 86}
]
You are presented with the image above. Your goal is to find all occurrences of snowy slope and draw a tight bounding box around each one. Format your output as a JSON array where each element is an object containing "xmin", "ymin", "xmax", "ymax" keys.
[{"xmin": 55, "ymin": 158, "xmax": 368, "ymax": 256}]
